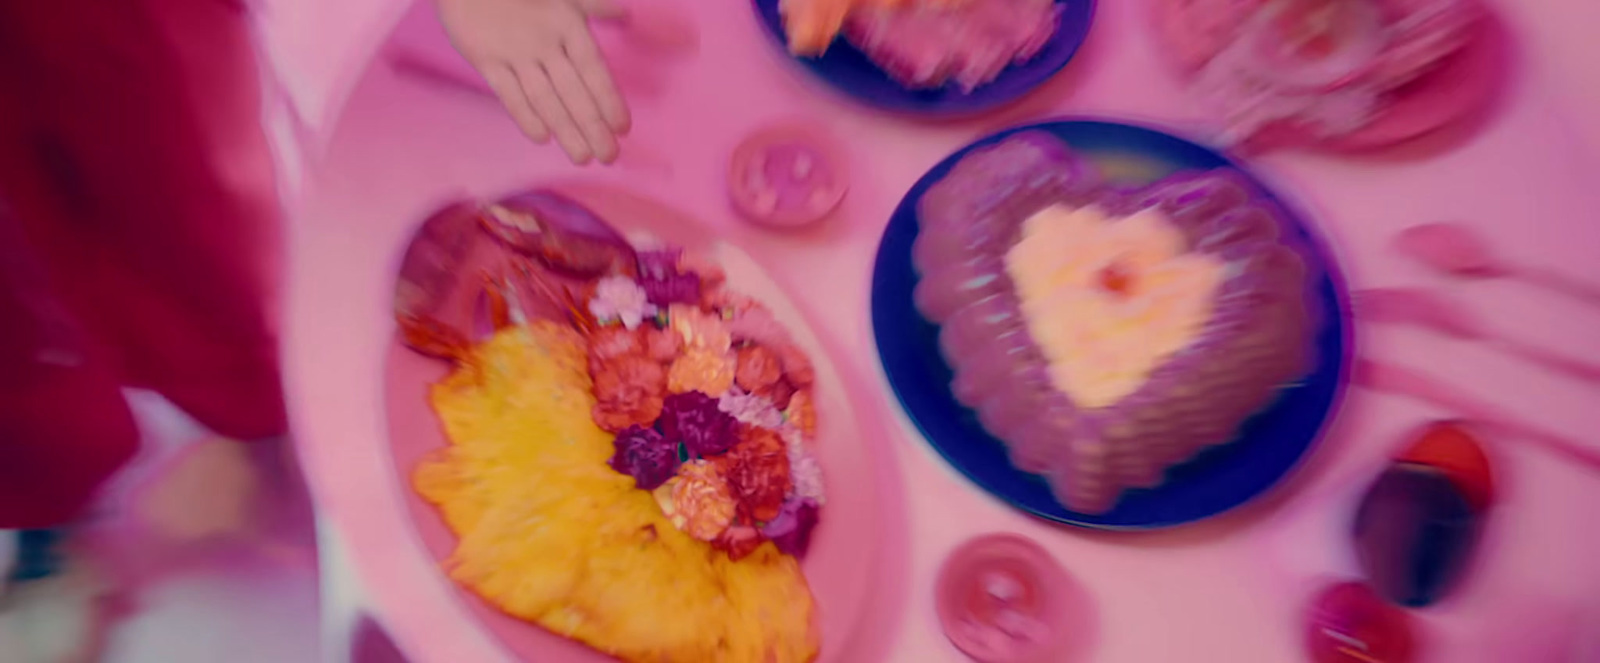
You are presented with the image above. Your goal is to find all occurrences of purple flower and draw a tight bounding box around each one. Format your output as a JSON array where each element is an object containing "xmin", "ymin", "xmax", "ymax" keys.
[
  {"xmin": 641, "ymin": 273, "xmax": 702, "ymax": 307},
  {"xmin": 607, "ymin": 425, "xmax": 680, "ymax": 489},
  {"xmin": 637, "ymin": 249, "xmax": 683, "ymax": 280},
  {"xmin": 761, "ymin": 497, "xmax": 820, "ymax": 558},
  {"xmin": 636, "ymin": 249, "xmax": 702, "ymax": 307},
  {"xmin": 660, "ymin": 391, "xmax": 738, "ymax": 458}
]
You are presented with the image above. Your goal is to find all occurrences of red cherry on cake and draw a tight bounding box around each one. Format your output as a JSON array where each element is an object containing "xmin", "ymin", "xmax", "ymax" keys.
[
  {"xmin": 1393, "ymin": 420, "xmax": 1494, "ymax": 512},
  {"xmin": 1096, "ymin": 262, "xmax": 1134, "ymax": 297},
  {"xmin": 1305, "ymin": 581, "xmax": 1417, "ymax": 663}
]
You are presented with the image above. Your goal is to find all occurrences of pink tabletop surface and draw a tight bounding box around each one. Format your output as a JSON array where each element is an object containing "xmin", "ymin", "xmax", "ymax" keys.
[{"xmin": 283, "ymin": 0, "xmax": 1600, "ymax": 661}]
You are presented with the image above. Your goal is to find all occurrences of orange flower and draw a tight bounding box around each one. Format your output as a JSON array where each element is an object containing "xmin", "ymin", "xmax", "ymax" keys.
[
  {"xmin": 786, "ymin": 389, "xmax": 817, "ymax": 439},
  {"xmin": 667, "ymin": 348, "xmax": 736, "ymax": 397},
  {"xmin": 716, "ymin": 425, "xmax": 793, "ymax": 522},
  {"xmin": 669, "ymin": 304, "xmax": 732, "ymax": 353},
  {"xmin": 735, "ymin": 345, "xmax": 784, "ymax": 394},
  {"xmin": 589, "ymin": 326, "xmax": 644, "ymax": 361},
  {"xmin": 777, "ymin": 345, "xmax": 815, "ymax": 387},
  {"xmin": 764, "ymin": 378, "xmax": 797, "ymax": 410},
  {"xmin": 669, "ymin": 461, "xmax": 737, "ymax": 541},
  {"xmin": 642, "ymin": 326, "xmax": 683, "ymax": 363},
  {"xmin": 591, "ymin": 355, "xmax": 667, "ymax": 432}
]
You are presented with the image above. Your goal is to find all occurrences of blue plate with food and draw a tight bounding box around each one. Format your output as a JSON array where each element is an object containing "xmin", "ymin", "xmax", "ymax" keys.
[
  {"xmin": 871, "ymin": 119, "xmax": 1351, "ymax": 528},
  {"xmin": 752, "ymin": 0, "xmax": 1096, "ymax": 115}
]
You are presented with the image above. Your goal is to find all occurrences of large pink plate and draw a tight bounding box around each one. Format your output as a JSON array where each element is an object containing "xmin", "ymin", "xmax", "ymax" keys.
[
  {"xmin": 1151, "ymin": 0, "xmax": 1512, "ymax": 153},
  {"xmin": 380, "ymin": 182, "xmax": 906, "ymax": 662},
  {"xmin": 1312, "ymin": 6, "xmax": 1511, "ymax": 152}
]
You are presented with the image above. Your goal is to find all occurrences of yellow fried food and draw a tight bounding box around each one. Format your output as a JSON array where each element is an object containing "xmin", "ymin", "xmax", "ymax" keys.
[{"xmin": 414, "ymin": 322, "xmax": 819, "ymax": 663}]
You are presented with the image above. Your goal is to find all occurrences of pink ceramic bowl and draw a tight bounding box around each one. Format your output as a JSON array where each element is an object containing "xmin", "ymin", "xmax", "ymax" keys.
[
  {"xmin": 936, "ymin": 534, "xmax": 1077, "ymax": 663},
  {"xmin": 728, "ymin": 121, "xmax": 850, "ymax": 229}
]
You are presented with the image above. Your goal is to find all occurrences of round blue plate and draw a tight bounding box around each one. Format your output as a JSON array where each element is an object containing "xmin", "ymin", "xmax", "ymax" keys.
[
  {"xmin": 750, "ymin": 0, "xmax": 1095, "ymax": 116},
  {"xmin": 871, "ymin": 119, "xmax": 1352, "ymax": 529}
]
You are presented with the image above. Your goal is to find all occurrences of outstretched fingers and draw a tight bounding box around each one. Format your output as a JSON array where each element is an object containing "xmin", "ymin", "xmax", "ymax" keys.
[
  {"xmin": 562, "ymin": 30, "xmax": 630, "ymax": 135},
  {"xmin": 516, "ymin": 63, "xmax": 593, "ymax": 164},
  {"xmin": 481, "ymin": 65, "xmax": 550, "ymax": 144}
]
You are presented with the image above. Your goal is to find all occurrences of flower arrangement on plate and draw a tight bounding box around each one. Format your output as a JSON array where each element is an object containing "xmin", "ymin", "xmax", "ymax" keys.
[{"xmin": 393, "ymin": 190, "xmax": 828, "ymax": 663}]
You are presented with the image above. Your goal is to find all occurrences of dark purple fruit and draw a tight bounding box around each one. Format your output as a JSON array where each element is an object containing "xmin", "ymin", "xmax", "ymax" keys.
[{"xmin": 1352, "ymin": 466, "xmax": 1483, "ymax": 608}]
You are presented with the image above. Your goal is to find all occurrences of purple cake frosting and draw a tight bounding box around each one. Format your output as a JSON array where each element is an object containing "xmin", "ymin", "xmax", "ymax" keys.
[{"xmin": 912, "ymin": 132, "xmax": 1315, "ymax": 513}]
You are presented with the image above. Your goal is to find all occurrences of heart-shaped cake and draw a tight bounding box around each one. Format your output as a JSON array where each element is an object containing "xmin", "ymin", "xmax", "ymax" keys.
[{"xmin": 912, "ymin": 132, "xmax": 1315, "ymax": 513}]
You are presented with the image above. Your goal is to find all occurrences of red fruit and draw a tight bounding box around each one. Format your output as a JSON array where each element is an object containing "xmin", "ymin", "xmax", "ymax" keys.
[
  {"xmin": 1394, "ymin": 420, "xmax": 1494, "ymax": 512},
  {"xmin": 1306, "ymin": 581, "xmax": 1417, "ymax": 663}
]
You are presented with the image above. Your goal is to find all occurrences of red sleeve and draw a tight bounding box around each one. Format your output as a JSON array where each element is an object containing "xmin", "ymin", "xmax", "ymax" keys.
[
  {"xmin": 0, "ymin": 361, "xmax": 140, "ymax": 530},
  {"xmin": 0, "ymin": 214, "xmax": 138, "ymax": 530},
  {"xmin": 0, "ymin": 0, "xmax": 287, "ymax": 442}
]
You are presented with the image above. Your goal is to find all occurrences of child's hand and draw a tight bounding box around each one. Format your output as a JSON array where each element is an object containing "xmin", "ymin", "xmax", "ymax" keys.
[
  {"xmin": 135, "ymin": 438, "xmax": 260, "ymax": 543},
  {"xmin": 439, "ymin": 0, "xmax": 632, "ymax": 164}
]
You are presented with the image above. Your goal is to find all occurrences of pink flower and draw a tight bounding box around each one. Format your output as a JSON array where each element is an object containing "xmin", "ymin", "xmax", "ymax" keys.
[
  {"xmin": 718, "ymin": 389, "xmax": 786, "ymax": 430},
  {"xmin": 588, "ymin": 275, "xmax": 656, "ymax": 329},
  {"xmin": 761, "ymin": 497, "xmax": 820, "ymax": 558},
  {"xmin": 783, "ymin": 426, "xmax": 826, "ymax": 505}
]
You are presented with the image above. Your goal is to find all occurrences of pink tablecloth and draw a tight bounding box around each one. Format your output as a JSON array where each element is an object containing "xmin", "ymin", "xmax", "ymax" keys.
[{"xmin": 280, "ymin": 0, "xmax": 1600, "ymax": 661}]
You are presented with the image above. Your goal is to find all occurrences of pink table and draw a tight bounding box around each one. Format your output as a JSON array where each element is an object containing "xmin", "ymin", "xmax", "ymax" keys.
[{"xmin": 281, "ymin": 0, "xmax": 1600, "ymax": 661}]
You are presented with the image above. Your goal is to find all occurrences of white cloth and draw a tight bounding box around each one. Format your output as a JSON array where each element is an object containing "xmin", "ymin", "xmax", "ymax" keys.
[{"xmin": 0, "ymin": 530, "xmax": 16, "ymax": 583}]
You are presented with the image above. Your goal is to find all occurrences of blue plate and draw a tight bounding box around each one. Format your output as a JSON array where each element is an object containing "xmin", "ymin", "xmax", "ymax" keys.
[
  {"xmin": 750, "ymin": 0, "xmax": 1095, "ymax": 116},
  {"xmin": 871, "ymin": 119, "xmax": 1352, "ymax": 529}
]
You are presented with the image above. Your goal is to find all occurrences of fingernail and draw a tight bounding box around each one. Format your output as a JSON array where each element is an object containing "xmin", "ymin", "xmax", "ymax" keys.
[{"xmin": 563, "ymin": 143, "xmax": 592, "ymax": 162}]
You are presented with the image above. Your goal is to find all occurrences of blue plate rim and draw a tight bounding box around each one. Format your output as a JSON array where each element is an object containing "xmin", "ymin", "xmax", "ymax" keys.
[
  {"xmin": 870, "ymin": 116, "xmax": 1355, "ymax": 530},
  {"xmin": 748, "ymin": 0, "xmax": 1099, "ymax": 117}
]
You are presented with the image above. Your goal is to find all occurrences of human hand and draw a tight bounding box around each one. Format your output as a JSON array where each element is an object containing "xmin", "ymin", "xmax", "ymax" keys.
[
  {"xmin": 439, "ymin": 0, "xmax": 632, "ymax": 164},
  {"xmin": 135, "ymin": 438, "xmax": 260, "ymax": 543}
]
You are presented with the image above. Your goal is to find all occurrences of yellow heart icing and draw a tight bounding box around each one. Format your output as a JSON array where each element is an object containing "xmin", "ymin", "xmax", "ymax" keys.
[{"xmin": 1005, "ymin": 205, "xmax": 1225, "ymax": 408}]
